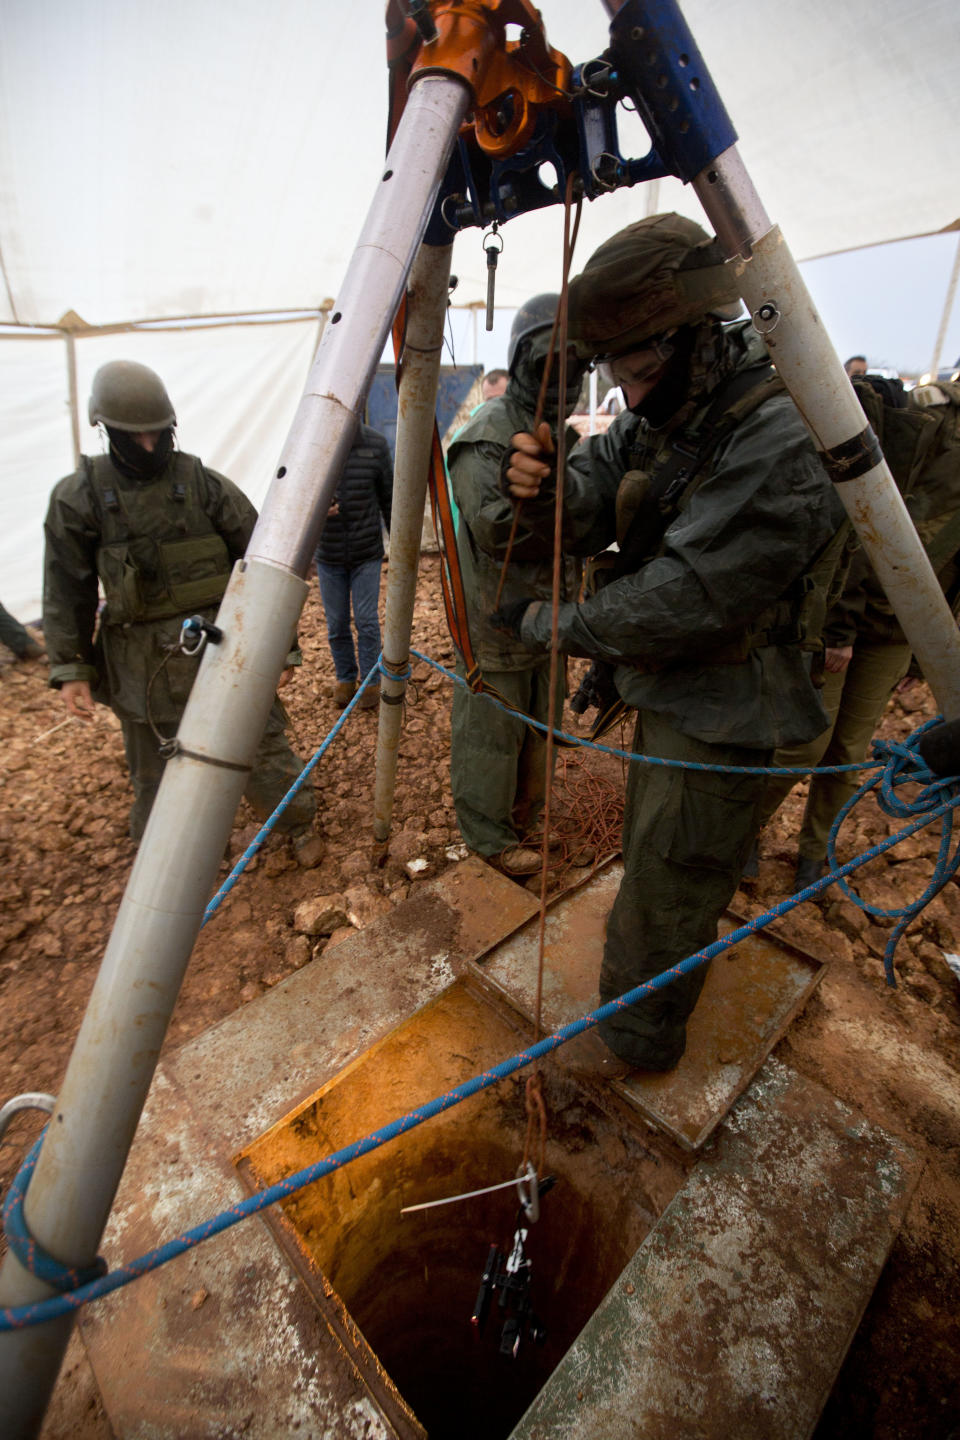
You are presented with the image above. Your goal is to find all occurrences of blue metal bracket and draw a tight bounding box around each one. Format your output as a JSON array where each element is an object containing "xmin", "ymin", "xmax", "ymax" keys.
[{"xmin": 424, "ymin": 0, "xmax": 738, "ymax": 246}]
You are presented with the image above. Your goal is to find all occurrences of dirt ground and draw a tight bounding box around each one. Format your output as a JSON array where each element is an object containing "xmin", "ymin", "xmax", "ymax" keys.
[{"xmin": 2, "ymin": 553, "xmax": 959, "ymax": 1437}]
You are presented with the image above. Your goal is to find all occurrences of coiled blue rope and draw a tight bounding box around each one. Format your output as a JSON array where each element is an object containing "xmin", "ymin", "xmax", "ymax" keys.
[
  {"xmin": 826, "ymin": 718, "xmax": 960, "ymax": 985},
  {"xmin": 4, "ymin": 777, "xmax": 958, "ymax": 1333}
]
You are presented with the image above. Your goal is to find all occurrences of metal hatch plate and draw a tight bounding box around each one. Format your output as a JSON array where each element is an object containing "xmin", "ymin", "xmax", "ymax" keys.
[{"xmin": 468, "ymin": 860, "xmax": 826, "ymax": 1150}]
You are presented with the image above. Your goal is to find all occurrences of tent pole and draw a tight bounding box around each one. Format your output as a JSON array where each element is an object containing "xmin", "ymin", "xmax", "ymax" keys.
[
  {"xmin": 373, "ymin": 242, "xmax": 453, "ymax": 843},
  {"xmin": 599, "ymin": 0, "xmax": 960, "ymax": 718},
  {"xmin": 928, "ymin": 232, "xmax": 960, "ymax": 381},
  {"xmin": 64, "ymin": 333, "xmax": 81, "ymax": 466},
  {"xmin": 0, "ymin": 71, "xmax": 471, "ymax": 1438}
]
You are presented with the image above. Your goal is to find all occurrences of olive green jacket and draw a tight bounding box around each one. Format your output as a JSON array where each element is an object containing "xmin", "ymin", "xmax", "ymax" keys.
[
  {"xmin": 43, "ymin": 451, "xmax": 260, "ymax": 724},
  {"xmin": 447, "ymin": 383, "xmax": 580, "ymax": 673},
  {"xmin": 520, "ymin": 324, "xmax": 848, "ymax": 748}
]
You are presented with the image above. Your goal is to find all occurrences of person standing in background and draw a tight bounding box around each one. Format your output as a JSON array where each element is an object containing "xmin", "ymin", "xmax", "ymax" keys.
[{"xmin": 315, "ymin": 422, "xmax": 393, "ymax": 710}]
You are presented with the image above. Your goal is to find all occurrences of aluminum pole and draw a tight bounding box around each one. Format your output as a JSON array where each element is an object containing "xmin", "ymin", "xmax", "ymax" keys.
[
  {"xmin": 373, "ymin": 242, "xmax": 454, "ymax": 842},
  {"xmin": 0, "ymin": 71, "xmax": 471, "ymax": 1438}
]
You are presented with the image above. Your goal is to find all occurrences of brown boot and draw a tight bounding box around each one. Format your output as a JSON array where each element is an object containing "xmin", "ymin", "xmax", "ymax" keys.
[
  {"xmin": 333, "ymin": 680, "xmax": 357, "ymax": 708},
  {"xmin": 358, "ymin": 683, "xmax": 380, "ymax": 710},
  {"xmin": 496, "ymin": 845, "xmax": 542, "ymax": 876}
]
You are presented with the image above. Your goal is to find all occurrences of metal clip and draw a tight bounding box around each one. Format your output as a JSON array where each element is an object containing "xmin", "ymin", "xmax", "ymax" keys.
[
  {"xmin": 0, "ymin": 1093, "xmax": 56, "ymax": 1147},
  {"xmin": 753, "ymin": 301, "xmax": 781, "ymax": 337},
  {"xmin": 180, "ymin": 615, "xmax": 223, "ymax": 656},
  {"xmin": 484, "ymin": 224, "xmax": 503, "ymax": 332},
  {"xmin": 515, "ymin": 1160, "xmax": 539, "ymax": 1223}
]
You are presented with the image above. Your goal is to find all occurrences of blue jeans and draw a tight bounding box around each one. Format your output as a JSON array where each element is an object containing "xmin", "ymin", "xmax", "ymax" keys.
[{"xmin": 316, "ymin": 559, "xmax": 383, "ymax": 689}]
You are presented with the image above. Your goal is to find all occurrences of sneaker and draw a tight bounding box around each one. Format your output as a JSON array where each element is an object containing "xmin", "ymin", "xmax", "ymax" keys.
[
  {"xmin": 497, "ymin": 845, "xmax": 542, "ymax": 876},
  {"xmin": 333, "ymin": 680, "xmax": 357, "ymax": 707}
]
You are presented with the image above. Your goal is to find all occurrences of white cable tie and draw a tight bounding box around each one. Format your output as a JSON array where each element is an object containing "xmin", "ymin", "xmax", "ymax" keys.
[{"xmin": 400, "ymin": 1171, "xmax": 531, "ymax": 1216}]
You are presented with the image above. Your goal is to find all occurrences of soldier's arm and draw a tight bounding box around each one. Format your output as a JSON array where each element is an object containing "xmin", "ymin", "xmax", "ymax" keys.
[
  {"xmin": 522, "ymin": 397, "xmax": 845, "ymax": 666},
  {"xmin": 203, "ymin": 467, "xmax": 259, "ymax": 560},
  {"xmin": 42, "ymin": 480, "xmax": 101, "ymax": 688}
]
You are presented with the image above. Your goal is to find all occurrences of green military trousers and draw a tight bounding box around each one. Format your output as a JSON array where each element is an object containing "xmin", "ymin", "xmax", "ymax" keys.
[
  {"xmin": 450, "ymin": 661, "xmax": 565, "ymax": 856},
  {"xmin": 757, "ymin": 639, "xmax": 911, "ymax": 862},
  {"xmin": 121, "ymin": 699, "xmax": 316, "ymax": 843},
  {"xmin": 598, "ymin": 709, "xmax": 771, "ymax": 1071}
]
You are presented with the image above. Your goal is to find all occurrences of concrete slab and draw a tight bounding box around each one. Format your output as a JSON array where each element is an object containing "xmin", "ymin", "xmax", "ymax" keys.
[
  {"xmin": 79, "ymin": 858, "xmax": 537, "ymax": 1440},
  {"xmin": 471, "ymin": 860, "xmax": 825, "ymax": 1150},
  {"xmin": 510, "ymin": 1056, "xmax": 921, "ymax": 1440}
]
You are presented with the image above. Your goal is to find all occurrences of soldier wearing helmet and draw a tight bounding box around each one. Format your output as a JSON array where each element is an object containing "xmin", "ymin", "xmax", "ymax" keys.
[
  {"xmin": 447, "ymin": 294, "xmax": 587, "ymax": 876},
  {"xmin": 500, "ymin": 213, "xmax": 847, "ymax": 1071},
  {"xmin": 42, "ymin": 360, "xmax": 316, "ymax": 842}
]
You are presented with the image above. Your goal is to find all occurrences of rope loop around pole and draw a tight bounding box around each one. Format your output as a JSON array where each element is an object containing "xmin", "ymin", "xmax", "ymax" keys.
[{"xmin": 3, "ymin": 1135, "xmax": 108, "ymax": 1293}]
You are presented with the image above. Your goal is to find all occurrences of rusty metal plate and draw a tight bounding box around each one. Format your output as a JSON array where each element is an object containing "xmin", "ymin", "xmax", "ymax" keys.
[
  {"xmin": 78, "ymin": 859, "xmax": 539, "ymax": 1440},
  {"xmin": 167, "ymin": 855, "xmax": 539, "ymax": 1150},
  {"xmin": 469, "ymin": 860, "xmax": 826, "ymax": 1150},
  {"xmin": 512, "ymin": 1057, "xmax": 921, "ymax": 1440}
]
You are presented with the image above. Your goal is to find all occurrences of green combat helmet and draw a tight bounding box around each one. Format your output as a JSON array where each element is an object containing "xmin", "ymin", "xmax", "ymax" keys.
[
  {"xmin": 567, "ymin": 212, "xmax": 742, "ymax": 360},
  {"xmin": 88, "ymin": 360, "xmax": 176, "ymax": 432}
]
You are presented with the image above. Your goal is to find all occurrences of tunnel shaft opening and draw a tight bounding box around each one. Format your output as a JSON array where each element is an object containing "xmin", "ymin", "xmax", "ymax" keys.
[{"xmin": 238, "ymin": 982, "xmax": 685, "ymax": 1439}]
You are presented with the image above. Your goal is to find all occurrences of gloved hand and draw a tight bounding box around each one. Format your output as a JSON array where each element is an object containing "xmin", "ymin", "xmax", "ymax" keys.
[{"xmin": 489, "ymin": 598, "xmax": 534, "ymax": 638}]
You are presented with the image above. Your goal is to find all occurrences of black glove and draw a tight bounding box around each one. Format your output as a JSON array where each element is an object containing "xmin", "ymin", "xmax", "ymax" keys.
[
  {"xmin": 569, "ymin": 660, "xmax": 618, "ymax": 716},
  {"xmin": 489, "ymin": 598, "xmax": 534, "ymax": 638}
]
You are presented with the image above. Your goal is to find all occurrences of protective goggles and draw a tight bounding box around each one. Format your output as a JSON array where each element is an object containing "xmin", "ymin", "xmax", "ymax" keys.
[{"xmin": 594, "ymin": 330, "xmax": 676, "ymax": 390}]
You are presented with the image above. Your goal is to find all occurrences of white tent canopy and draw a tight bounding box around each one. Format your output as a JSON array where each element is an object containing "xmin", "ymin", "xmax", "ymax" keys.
[{"xmin": 1, "ymin": 0, "xmax": 958, "ymax": 616}]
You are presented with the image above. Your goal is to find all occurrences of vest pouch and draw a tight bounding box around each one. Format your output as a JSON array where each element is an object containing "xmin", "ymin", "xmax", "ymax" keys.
[
  {"xmin": 157, "ymin": 533, "xmax": 231, "ymax": 614},
  {"xmin": 96, "ymin": 541, "xmax": 146, "ymax": 624}
]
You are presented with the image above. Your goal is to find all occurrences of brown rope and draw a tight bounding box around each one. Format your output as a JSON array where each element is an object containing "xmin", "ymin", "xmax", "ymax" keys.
[{"xmin": 494, "ymin": 175, "xmax": 582, "ymax": 609}]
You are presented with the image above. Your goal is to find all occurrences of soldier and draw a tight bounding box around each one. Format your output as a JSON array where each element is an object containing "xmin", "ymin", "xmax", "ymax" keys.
[
  {"xmin": 750, "ymin": 373, "xmax": 960, "ymax": 889},
  {"xmin": 448, "ymin": 294, "xmax": 585, "ymax": 875},
  {"xmin": 500, "ymin": 214, "xmax": 847, "ymax": 1071},
  {"xmin": 43, "ymin": 360, "xmax": 316, "ymax": 842}
]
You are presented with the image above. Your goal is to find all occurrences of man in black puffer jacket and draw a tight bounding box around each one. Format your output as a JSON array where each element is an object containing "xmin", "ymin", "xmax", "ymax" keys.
[{"xmin": 314, "ymin": 423, "xmax": 393, "ymax": 709}]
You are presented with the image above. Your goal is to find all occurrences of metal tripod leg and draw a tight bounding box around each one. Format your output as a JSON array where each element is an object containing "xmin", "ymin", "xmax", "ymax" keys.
[
  {"xmin": 0, "ymin": 72, "xmax": 471, "ymax": 1439},
  {"xmin": 373, "ymin": 241, "xmax": 454, "ymax": 843}
]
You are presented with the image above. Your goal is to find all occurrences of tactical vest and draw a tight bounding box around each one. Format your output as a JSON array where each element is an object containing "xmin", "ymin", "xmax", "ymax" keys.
[
  {"xmin": 604, "ymin": 367, "xmax": 850, "ymax": 669},
  {"xmin": 83, "ymin": 452, "xmax": 232, "ymax": 625}
]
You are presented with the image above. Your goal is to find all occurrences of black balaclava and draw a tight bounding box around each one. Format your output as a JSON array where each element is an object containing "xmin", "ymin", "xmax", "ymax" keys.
[
  {"xmin": 106, "ymin": 426, "xmax": 175, "ymax": 480},
  {"xmin": 509, "ymin": 328, "xmax": 587, "ymax": 426},
  {"xmin": 630, "ymin": 319, "xmax": 736, "ymax": 432},
  {"xmin": 629, "ymin": 326, "xmax": 697, "ymax": 428}
]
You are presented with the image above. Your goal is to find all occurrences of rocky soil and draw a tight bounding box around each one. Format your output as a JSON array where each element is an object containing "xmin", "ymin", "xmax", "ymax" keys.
[{"xmin": 1, "ymin": 554, "xmax": 958, "ymax": 1437}]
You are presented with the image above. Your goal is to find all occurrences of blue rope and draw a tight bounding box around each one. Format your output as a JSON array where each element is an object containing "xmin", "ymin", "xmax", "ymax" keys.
[
  {"xmin": 824, "ymin": 718, "xmax": 960, "ymax": 985},
  {"xmin": 4, "ymin": 783, "xmax": 958, "ymax": 1333},
  {"xmin": 409, "ymin": 648, "xmax": 880, "ymax": 779},
  {"xmin": 203, "ymin": 656, "xmax": 383, "ymax": 923}
]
